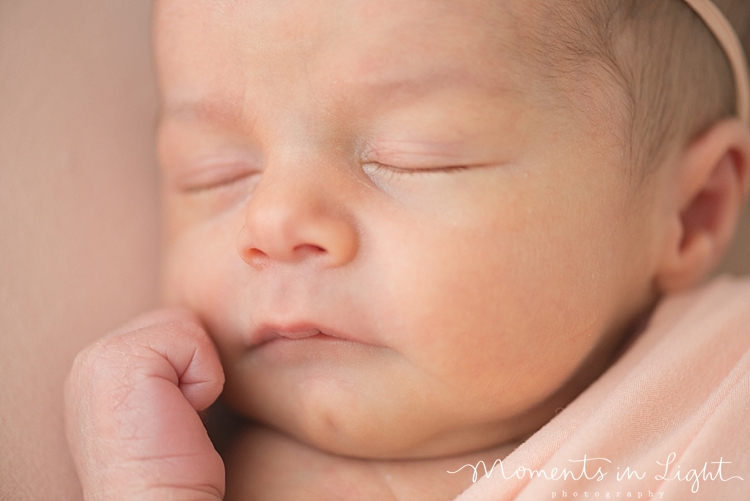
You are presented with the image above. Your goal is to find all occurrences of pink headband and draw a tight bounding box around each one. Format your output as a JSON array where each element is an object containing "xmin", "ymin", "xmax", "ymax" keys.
[{"xmin": 682, "ymin": 0, "xmax": 750, "ymax": 123}]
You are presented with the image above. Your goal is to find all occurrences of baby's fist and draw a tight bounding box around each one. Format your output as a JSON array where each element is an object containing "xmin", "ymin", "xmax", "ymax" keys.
[{"xmin": 65, "ymin": 309, "xmax": 225, "ymax": 501}]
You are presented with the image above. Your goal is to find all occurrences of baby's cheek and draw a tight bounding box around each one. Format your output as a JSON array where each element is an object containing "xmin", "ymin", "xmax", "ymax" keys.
[
  {"xmin": 163, "ymin": 227, "xmax": 235, "ymax": 325},
  {"xmin": 403, "ymin": 244, "xmax": 612, "ymax": 416}
]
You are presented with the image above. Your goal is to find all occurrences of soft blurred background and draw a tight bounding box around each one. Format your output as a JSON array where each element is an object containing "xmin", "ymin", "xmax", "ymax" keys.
[
  {"xmin": 0, "ymin": 1, "xmax": 748, "ymax": 499},
  {"xmin": 0, "ymin": 1, "xmax": 158, "ymax": 499}
]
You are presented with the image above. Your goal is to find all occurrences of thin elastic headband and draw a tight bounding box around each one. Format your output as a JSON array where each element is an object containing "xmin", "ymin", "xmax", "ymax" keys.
[{"xmin": 682, "ymin": 0, "xmax": 750, "ymax": 123}]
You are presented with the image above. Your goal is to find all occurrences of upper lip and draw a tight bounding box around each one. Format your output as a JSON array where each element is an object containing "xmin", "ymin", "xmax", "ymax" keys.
[{"xmin": 248, "ymin": 322, "xmax": 359, "ymax": 348}]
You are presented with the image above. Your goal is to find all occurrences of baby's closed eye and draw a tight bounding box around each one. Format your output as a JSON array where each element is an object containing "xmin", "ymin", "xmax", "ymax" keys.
[{"xmin": 175, "ymin": 159, "xmax": 261, "ymax": 193}]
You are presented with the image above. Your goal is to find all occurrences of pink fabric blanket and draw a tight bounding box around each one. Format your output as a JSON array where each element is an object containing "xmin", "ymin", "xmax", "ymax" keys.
[{"xmin": 454, "ymin": 275, "xmax": 750, "ymax": 500}]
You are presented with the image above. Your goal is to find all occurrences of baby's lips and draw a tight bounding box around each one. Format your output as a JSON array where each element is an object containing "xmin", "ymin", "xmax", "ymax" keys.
[{"xmin": 106, "ymin": 307, "xmax": 204, "ymax": 338}]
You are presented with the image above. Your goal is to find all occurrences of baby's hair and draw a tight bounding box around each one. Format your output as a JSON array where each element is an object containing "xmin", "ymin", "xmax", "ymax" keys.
[{"xmin": 517, "ymin": 0, "xmax": 750, "ymax": 183}]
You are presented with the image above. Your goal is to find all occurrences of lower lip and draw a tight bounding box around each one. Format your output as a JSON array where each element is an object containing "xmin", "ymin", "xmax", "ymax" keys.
[
  {"xmin": 256, "ymin": 332, "xmax": 345, "ymax": 346},
  {"xmin": 285, "ymin": 333, "xmax": 341, "ymax": 342}
]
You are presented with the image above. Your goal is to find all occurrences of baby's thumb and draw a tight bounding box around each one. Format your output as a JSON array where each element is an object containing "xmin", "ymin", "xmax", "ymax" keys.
[{"xmin": 65, "ymin": 308, "xmax": 225, "ymax": 501}]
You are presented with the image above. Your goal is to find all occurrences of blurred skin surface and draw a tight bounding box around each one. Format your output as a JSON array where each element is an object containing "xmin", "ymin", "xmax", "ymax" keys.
[
  {"xmin": 156, "ymin": 0, "xmax": 663, "ymax": 461},
  {"xmin": 0, "ymin": 1, "xmax": 159, "ymax": 499}
]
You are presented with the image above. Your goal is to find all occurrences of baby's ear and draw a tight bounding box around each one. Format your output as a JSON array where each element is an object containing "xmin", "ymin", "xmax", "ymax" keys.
[{"xmin": 655, "ymin": 119, "xmax": 750, "ymax": 293}]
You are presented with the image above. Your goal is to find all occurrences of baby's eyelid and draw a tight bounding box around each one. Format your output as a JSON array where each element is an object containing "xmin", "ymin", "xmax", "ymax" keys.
[{"xmin": 176, "ymin": 162, "xmax": 261, "ymax": 193}]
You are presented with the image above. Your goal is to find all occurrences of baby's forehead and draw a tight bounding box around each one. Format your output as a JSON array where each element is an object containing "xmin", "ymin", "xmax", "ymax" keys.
[{"xmin": 154, "ymin": 0, "xmax": 540, "ymax": 95}]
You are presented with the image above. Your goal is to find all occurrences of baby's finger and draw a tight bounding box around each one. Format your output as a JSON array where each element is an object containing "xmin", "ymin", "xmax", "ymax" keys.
[{"xmin": 112, "ymin": 307, "xmax": 225, "ymax": 411}]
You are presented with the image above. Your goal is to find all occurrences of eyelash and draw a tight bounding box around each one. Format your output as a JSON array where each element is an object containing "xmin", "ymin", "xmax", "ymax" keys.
[{"xmin": 364, "ymin": 162, "xmax": 470, "ymax": 176}]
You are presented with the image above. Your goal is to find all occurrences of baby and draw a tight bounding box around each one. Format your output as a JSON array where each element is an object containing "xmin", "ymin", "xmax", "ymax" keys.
[{"xmin": 65, "ymin": 0, "xmax": 750, "ymax": 499}]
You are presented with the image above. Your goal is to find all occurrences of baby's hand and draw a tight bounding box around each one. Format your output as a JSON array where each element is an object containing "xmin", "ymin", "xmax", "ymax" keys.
[{"xmin": 64, "ymin": 309, "xmax": 225, "ymax": 501}]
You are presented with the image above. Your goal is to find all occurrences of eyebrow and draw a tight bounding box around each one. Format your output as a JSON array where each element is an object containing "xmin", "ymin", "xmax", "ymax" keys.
[{"xmin": 355, "ymin": 67, "xmax": 505, "ymax": 103}]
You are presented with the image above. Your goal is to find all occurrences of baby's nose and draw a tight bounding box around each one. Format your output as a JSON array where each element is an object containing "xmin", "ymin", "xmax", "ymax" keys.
[{"xmin": 236, "ymin": 169, "xmax": 358, "ymax": 269}]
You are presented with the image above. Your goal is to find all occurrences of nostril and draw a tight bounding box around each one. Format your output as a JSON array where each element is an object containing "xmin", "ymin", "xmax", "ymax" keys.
[
  {"xmin": 240, "ymin": 244, "xmax": 326, "ymax": 267},
  {"xmin": 293, "ymin": 244, "xmax": 326, "ymax": 256},
  {"xmin": 242, "ymin": 247, "xmax": 269, "ymax": 266}
]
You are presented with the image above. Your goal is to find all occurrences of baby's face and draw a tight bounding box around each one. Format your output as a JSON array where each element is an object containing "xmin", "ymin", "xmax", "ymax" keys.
[{"xmin": 156, "ymin": 0, "xmax": 660, "ymax": 458}]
